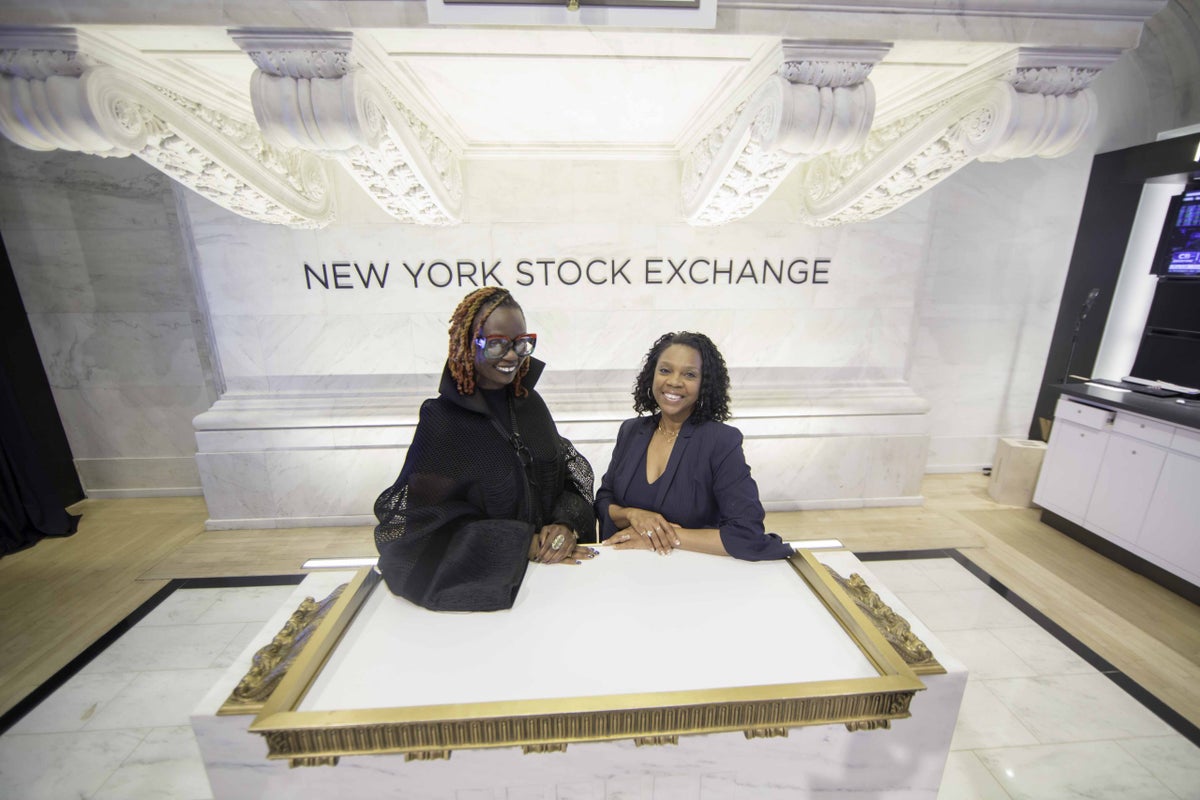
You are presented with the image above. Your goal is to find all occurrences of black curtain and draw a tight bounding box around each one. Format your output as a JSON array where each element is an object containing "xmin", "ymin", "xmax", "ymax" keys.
[
  {"xmin": 0, "ymin": 230, "xmax": 82, "ymax": 556},
  {"xmin": 0, "ymin": 365, "xmax": 80, "ymax": 554}
]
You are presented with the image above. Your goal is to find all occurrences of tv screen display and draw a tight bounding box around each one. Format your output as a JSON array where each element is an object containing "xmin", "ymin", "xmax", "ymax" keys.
[{"xmin": 1152, "ymin": 184, "xmax": 1200, "ymax": 277}]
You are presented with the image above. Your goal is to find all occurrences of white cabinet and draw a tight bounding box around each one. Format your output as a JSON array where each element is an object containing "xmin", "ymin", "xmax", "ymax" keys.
[
  {"xmin": 1033, "ymin": 420, "xmax": 1108, "ymax": 519},
  {"xmin": 1140, "ymin": 454, "xmax": 1200, "ymax": 580},
  {"xmin": 1084, "ymin": 434, "xmax": 1166, "ymax": 543},
  {"xmin": 1034, "ymin": 396, "xmax": 1200, "ymax": 587}
]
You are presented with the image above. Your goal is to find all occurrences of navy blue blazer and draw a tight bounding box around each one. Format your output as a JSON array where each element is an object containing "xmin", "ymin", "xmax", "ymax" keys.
[{"xmin": 595, "ymin": 416, "xmax": 793, "ymax": 561}]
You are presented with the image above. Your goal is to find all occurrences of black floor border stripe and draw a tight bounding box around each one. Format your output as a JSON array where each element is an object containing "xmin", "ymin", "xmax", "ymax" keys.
[
  {"xmin": 856, "ymin": 548, "xmax": 1200, "ymax": 748},
  {"xmin": 0, "ymin": 574, "xmax": 305, "ymax": 737}
]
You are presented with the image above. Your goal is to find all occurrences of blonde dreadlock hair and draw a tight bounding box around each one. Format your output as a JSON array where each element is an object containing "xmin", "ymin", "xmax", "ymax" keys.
[{"xmin": 447, "ymin": 287, "xmax": 531, "ymax": 397}]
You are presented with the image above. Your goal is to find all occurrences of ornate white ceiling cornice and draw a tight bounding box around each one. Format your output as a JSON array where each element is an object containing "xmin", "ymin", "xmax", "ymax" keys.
[
  {"xmin": 682, "ymin": 40, "xmax": 890, "ymax": 226},
  {"xmin": 0, "ymin": 4, "xmax": 1165, "ymax": 230},
  {"xmin": 233, "ymin": 29, "xmax": 463, "ymax": 226},
  {"xmin": 0, "ymin": 27, "xmax": 334, "ymax": 228},
  {"xmin": 791, "ymin": 47, "xmax": 1121, "ymax": 226}
]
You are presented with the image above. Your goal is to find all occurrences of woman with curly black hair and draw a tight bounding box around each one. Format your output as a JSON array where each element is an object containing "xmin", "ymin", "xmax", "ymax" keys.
[{"xmin": 595, "ymin": 331, "xmax": 793, "ymax": 561}]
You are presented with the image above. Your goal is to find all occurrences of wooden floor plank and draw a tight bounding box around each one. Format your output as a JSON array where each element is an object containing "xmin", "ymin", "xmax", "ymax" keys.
[
  {"xmin": 962, "ymin": 508, "xmax": 1200, "ymax": 662},
  {"xmin": 140, "ymin": 527, "xmax": 376, "ymax": 579},
  {"xmin": 0, "ymin": 497, "xmax": 205, "ymax": 717}
]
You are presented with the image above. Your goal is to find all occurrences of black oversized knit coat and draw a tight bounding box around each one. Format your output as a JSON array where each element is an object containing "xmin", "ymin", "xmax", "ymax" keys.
[{"xmin": 374, "ymin": 358, "xmax": 596, "ymax": 611}]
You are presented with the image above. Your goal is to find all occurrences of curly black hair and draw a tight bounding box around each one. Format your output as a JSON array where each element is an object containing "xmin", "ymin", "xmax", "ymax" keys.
[{"xmin": 632, "ymin": 331, "xmax": 731, "ymax": 423}]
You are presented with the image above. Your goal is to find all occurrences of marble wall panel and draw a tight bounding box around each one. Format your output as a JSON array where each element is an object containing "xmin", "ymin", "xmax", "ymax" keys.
[
  {"xmin": 50, "ymin": 385, "xmax": 214, "ymax": 459},
  {"xmin": 463, "ymin": 160, "xmax": 679, "ymax": 224},
  {"xmin": 196, "ymin": 453, "xmax": 273, "ymax": 521},
  {"xmin": 189, "ymin": 223, "xmax": 323, "ymax": 317},
  {"xmin": 268, "ymin": 447, "xmax": 405, "ymax": 520},
  {"xmin": 208, "ymin": 315, "xmax": 266, "ymax": 383},
  {"xmin": 6, "ymin": 226, "xmax": 191, "ymax": 313},
  {"xmin": 864, "ymin": 435, "xmax": 931, "ymax": 500},
  {"xmin": 0, "ymin": 143, "xmax": 172, "ymax": 231},
  {"xmin": 910, "ymin": 301, "xmax": 1058, "ymax": 453},
  {"xmin": 27, "ymin": 311, "xmax": 207, "ymax": 389},
  {"xmin": 75, "ymin": 456, "xmax": 201, "ymax": 495},
  {"xmin": 910, "ymin": 150, "xmax": 1094, "ymax": 471},
  {"xmin": 1087, "ymin": 2, "xmax": 1200, "ymax": 153},
  {"xmin": 926, "ymin": 435, "xmax": 1006, "ymax": 474},
  {"xmin": 567, "ymin": 160, "xmax": 681, "ymax": 223},
  {"xmin": 742, "ymin": 436, "xmax": 870, "ymax": 506},
  {"xmin": 1, "ymin": 141, "xmax": 216, "ymax": 494}
]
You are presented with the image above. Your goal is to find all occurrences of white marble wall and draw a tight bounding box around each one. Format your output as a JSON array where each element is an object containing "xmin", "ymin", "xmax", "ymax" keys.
[
  {"xmin": 7, "ymin": 2, "xmax": 1198, "ymax": 507},
  {"xmin": 907, "ymin": 149, "xmax": 1094, "ymax": 471},
  {"xmin": 907, "ymin": 0, "xmax": 1200, "ymax": 472},
  {"xmin": 0, "ymin": 139, "xmax": 215, "ymax": 497},
  {"xmin": 186, "ymin": 156, "xmax": 935, "ymax": 526}
]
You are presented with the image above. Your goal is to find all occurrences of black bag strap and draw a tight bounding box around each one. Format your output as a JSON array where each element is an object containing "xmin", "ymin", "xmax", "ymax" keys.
[{"xmin": 485, "ymin": 395, "xmax": 539, "ymax": 527}]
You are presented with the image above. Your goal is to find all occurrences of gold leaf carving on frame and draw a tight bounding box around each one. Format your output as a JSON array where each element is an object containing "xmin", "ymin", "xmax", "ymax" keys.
[
  {"xmin": 744, "ymin": 727, "xmax": 789, "ymax": 739},
  {"xmin": 220, "ymin": 583, "xmax": 348, "ymax": 715},
  {"xmin": 824, "ymin": 567, "xmax": 945, "ymax": 675},
  {"xmin": 634, "ymin": 735, "xmax": 679, "ymax": 747}
]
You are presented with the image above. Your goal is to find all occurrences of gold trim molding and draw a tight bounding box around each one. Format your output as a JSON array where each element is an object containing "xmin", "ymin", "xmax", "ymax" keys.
[
  {"xmin": 825, "ymin": 567, "xmax": 945, "ymax": 675},
  {"xmin": 744, "ymin": 727, "xmax": 789, "ymax": 740},
  {"xmin": 220, "ymin": 583, "xmax": 348, "ymax": 715},
  {"xmin": 245, "ymin": 554, "xmax": 926, "ymax": 765}
]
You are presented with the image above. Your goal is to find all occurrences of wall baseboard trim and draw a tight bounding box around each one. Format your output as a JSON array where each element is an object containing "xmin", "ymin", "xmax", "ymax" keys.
[{"xmin": 86, "ymin": 487, "xmax": 204, "ymax": 499}]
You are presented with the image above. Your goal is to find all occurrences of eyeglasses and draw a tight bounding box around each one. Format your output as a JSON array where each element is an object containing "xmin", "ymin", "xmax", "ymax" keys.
[{"xmin": 474, "ymin": 333, "xmax": 537, "ymax": 361}]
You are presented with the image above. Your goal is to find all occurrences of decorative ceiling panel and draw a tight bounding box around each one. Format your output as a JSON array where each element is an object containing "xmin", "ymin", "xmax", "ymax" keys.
[
  {"xmin": 0, "ymin": 0, "xmax": 1167, "ymax": 227},
  {"xmin": 402, "ymin": 55, "xmax": 746, "ymax": 146}
]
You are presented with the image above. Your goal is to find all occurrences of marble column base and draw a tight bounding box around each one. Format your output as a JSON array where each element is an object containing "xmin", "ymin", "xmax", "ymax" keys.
[{"xmin": 193, "ymin": 376, "xmax": 930, "ymax": 529}]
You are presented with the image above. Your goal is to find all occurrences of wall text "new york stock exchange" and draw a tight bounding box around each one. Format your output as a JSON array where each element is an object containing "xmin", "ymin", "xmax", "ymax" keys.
[{"xmin": 302, "ymin": 257, "xmax": 831, "ymax": 290}]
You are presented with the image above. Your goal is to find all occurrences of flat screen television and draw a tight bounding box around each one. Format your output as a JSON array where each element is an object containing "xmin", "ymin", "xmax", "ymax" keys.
[{"xmin": 1151, "ymin": 182, "xmax": 1200, "ymax": 277}]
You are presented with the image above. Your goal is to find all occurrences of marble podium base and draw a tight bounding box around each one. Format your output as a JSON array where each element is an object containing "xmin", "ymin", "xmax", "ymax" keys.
[
  {"xmin": 191, "ymin": 550, "xmax": 965, "ymax": 799},
  {"xmin": 193, "ymin": 374, "xmax": 930, "ymax": 529}
]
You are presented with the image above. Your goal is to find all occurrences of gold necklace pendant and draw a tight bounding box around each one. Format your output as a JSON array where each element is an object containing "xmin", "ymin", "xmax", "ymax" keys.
[{"xmin": 657, "ymin": 425, "xmax": 679, "ymax": 443}]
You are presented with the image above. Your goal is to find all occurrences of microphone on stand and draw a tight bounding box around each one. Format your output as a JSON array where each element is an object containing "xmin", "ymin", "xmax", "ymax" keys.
[{"xmin": 1062, "ymin": 288, "xmax": 1101, "ymax": 383}]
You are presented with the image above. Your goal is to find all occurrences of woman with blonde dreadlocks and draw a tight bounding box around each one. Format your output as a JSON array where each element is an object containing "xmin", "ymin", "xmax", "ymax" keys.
[{"xmin": 374, "ymin": 288, "xmax": 598, "ymax": 611}]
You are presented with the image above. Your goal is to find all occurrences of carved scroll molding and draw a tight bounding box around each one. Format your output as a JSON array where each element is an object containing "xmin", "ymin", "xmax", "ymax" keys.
[
  {"xmin": 681, "ymin": 41, "xmax": 890, "ymax": 227},
  {"xmin": 824, "ymin": 567, "xmax": 944, "ymax": 676},
  {"xmin": 0, "ymin": 29, "xmax": 334, "ymax": 228},
  {"xmin": 220, "ymin": 584, "xmax": 348, "ymax": 716},
  {"xmin": 236, "ymin": 30, "xmax": 463, "ymax": 226},
  {"xmin": 793, "ymin": 47, "xmax": 1120, "ymax": 226}
]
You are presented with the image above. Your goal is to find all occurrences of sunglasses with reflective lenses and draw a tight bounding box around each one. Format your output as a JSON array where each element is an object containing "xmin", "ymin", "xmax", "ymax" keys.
[{"xmin": 474, "ymin": 333, "xmax": 537, "ymax": 361}]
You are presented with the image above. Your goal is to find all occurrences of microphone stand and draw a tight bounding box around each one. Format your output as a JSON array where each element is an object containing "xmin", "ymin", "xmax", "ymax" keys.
[{"xmin": 1061, "ymin": 289, "xmax": 1100, "ymax": 384}]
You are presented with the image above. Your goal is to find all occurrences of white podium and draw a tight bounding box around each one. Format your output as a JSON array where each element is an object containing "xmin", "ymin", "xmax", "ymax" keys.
[{"xmin": 192, "ymin": 550, "xmax": 966, "ymax": 799}]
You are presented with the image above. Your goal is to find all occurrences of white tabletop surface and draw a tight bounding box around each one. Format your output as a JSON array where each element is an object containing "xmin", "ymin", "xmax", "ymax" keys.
[{"xmin": 299, "ymin": 549, "xmax": 878, "ymax": 712}]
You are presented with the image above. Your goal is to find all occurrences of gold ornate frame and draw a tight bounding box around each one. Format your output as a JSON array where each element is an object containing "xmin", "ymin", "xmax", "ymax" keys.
[{"xmin": 240, "ymin": 550, "xmax": 928, "ymax": 765}]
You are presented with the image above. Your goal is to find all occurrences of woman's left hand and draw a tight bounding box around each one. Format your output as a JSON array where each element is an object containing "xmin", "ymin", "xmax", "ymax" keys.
[
  {"xmin": 533, "ymin": 524, "xmax": 578, "ymax": 564},
  {"xmin": 604, "ymin": 526, "xmax": 663, "ymax": 552}
]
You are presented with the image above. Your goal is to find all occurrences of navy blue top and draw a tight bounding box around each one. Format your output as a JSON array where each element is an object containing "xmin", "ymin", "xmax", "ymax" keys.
[{"xmin": 595, "ymin": 415, "xmax": 794, "ymax": 561}]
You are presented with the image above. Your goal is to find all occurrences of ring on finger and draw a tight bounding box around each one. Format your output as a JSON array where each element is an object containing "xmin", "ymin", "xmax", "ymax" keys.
[
  {"xmin": 643, "ymin": 530, "xmax": 653, "ymax": 538},
  {"xmin": 551, "ymin": 533, "xmax": 566, "ymax": 550}
]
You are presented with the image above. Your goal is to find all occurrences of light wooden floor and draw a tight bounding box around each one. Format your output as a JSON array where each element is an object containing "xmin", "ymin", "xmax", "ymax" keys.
[{"xmin": 2, "ymin": 474, "xmax": 1197, "ymax": 730}]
